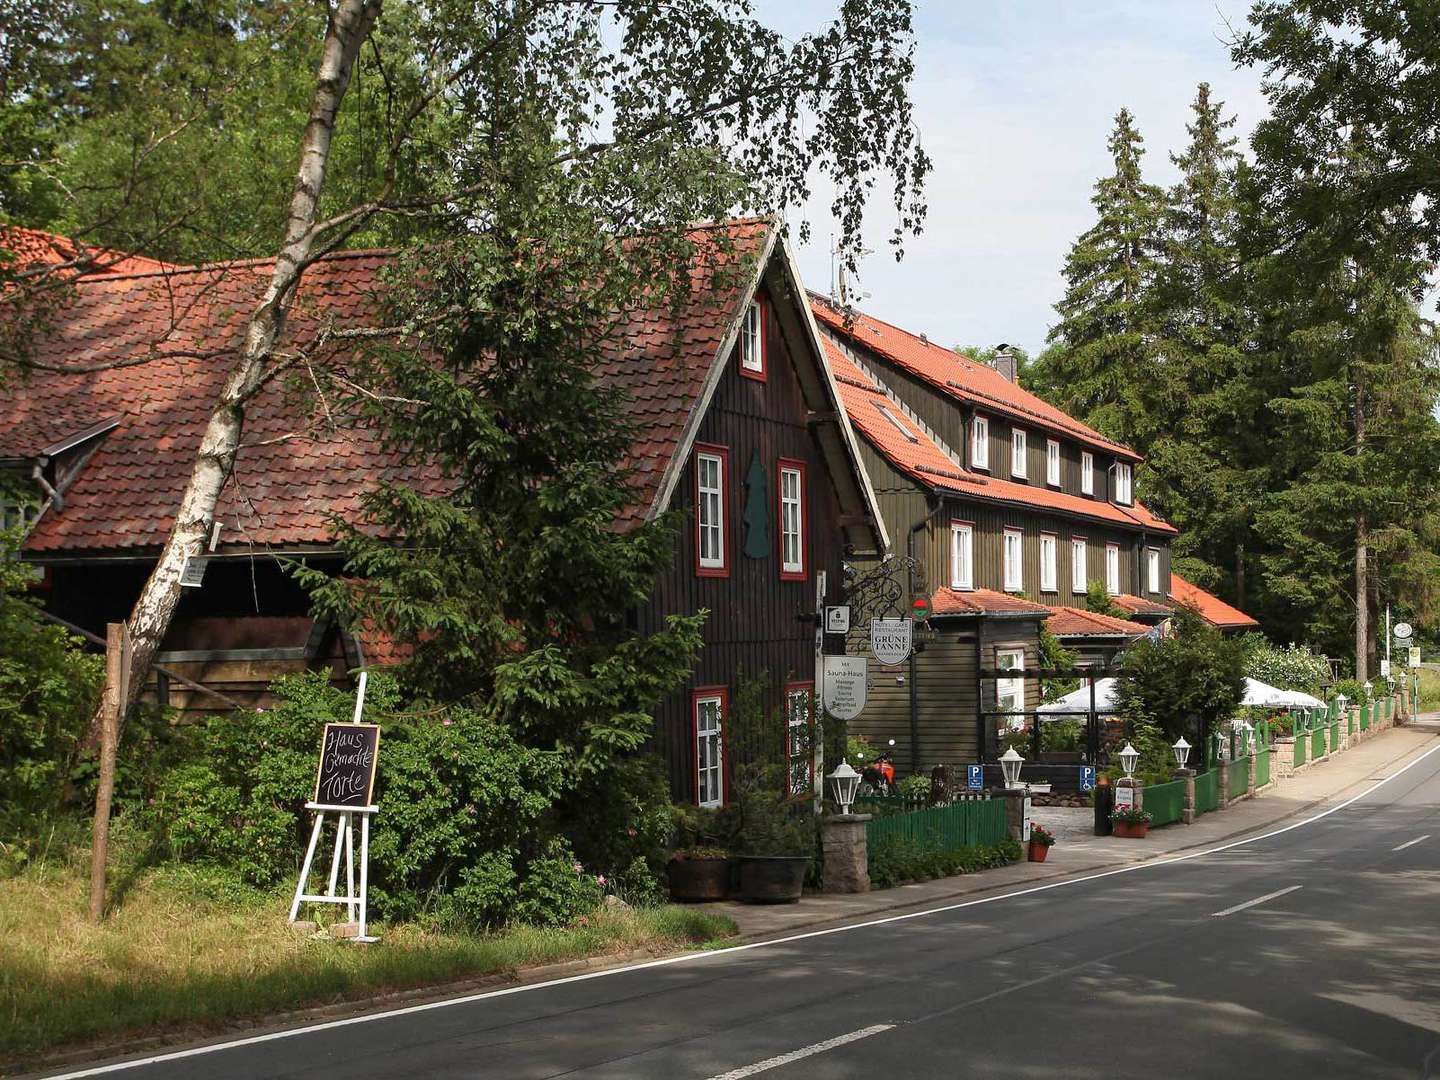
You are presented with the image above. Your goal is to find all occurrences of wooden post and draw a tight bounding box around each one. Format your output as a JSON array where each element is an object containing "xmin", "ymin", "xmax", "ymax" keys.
[{"xmin": 89, "ymin": 623, "xmax": 129, "ymax": 922}]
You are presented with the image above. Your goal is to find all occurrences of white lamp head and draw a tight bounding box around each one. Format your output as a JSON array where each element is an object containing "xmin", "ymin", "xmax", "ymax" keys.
[
  {"xmin": 1118, "ymin": 742, "xmax": 1140, "ymax": 779},
  {"xmin": 1171, "ymin": 736, "xmax": 1191, "ymax": 768},
  {"xmin": 827, "ymin": 759, "xmax": 861, "ymax": 816},
  {"xmin": 999, "ymin": 746, "xmax": 1024, "ymax": 788}
]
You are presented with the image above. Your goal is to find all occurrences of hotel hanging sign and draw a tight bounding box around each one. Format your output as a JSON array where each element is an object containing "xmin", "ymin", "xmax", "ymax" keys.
[{"xmin": 870, "ymin": 618, "xmax": 913, "ymax": 666}]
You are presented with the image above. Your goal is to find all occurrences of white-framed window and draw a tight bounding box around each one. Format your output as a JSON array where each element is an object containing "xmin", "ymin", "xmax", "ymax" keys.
[
  {"xmin": 1147, "ymin": 548, "xmax": 1161, "ymax": 594},
  {"xmin": 1040, "ymin": 533, "xmax": 1057, "ymax": 592},
  {"xmin": 996, "ymin": 646, "xmax": 1026, "ymax": 718},
  {"xmin": 0, "ymin": 492, "xmax": 36, "ymax": 534},
  {"xmin": 1081, "ymin": 452, "xmax": 1094, "ymax": 495},
  {"xmin": 971, "ymin": 415, "xmax": 989, "ymax": 469},
  {"xmin": 1114, "ymin": 461, "xmax": 1133, "ymax": 505},
  {"xmin": 1011, "ymin": 428, "xmax": 1027, "ymax": 479},
  {"xmin": 778, "ymin": 459, "xmax": 806, "ymax": 580},
  {"xmin": 1046, "ymin": 439, "xmax": 1061, "ymax": 487},
  {"xmin": 739, "ymin": 299, "xmax": 764, "ymax": 378},
  {"xmin": 695, "ymin": 445, "xmax": 728, "ymax": 576},
  {"xmin": 1106, "ymin": 543, "xmax": 1121, "ymax": 596},
  {"xmin": 785, "ymin": 684, "xmax": 814, "ymax": 797},
  {"xmin": 950, "ymin": 521, "xmax": 974, "ymax": 590},
  {"xmin": 694, "ymin": 689, "xmax": 726, "ymax": 807},
  {"xmin": 1003, "ymin": 528, "xmax": 1024, "ymax": 591},
  {"xmin": 1071, "ymin": 537, "xmax": 1087, "ymax": 594}
]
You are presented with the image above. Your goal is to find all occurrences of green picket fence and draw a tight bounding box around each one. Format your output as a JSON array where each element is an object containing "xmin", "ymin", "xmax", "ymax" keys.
[
  {"xmin": 1360, "ymin": 704, "xmax": 1371, "ymax": 732},
  {"xmin": 1311, "ymin": 726, "xmax": 1325, "ymax": 760},
  {"xmin": 1226, "ymin": 754, "xmax": 1249, "ymax": 800},
  {"xmin": 1347, "ymin": 706, "xmax": 1356, "ymax": 735},
  {"xmin": 1294, "ymin": 731, "xmax": 1307, "ymax": 767},
  {"xmin": 1146, "ymin": 779, "xmax": 1187, "ymax": 827},
  {"xmin": 1195, "ymin": 769, "xmax": 1220, "ymax": 814},
  {"xmin": 1255, "ymin": 746, "xmax": 1271, "ymax": 788},
  {"xmin": 1330, "ymin": 720, "xmax": 1341, "ymax": 752},
  {"xmin": 865, "ymin": 798, "xmax": 1009, "ymax": 851}
]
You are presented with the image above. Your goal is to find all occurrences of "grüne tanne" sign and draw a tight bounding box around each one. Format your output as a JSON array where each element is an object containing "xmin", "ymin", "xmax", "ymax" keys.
[{"xmin": 313, "ymin": 722, "xmax": 381, "ymax": 808}]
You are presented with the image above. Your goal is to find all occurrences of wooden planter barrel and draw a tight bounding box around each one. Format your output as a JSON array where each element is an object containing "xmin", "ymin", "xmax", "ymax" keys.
[
  {"xmin": 1027, "ymin": 840, "xmax": 1050, "ymax": 862},
  {"xmin": 667, "ymin": 857, "xmax": 731, "ymax": 902},
  {"xmin": 735, "ymin": 855, "xmax": 809, "ymax": 903},
  {"xmin": 1112, "ymin": 821, "xmax": 1149, "ymax": 839}
]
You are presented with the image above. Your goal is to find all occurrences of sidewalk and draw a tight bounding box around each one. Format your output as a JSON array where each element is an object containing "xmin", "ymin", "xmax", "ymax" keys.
[{"xmin": 712, "ymin": 726, "xmax": 1437, "ymax": 942}]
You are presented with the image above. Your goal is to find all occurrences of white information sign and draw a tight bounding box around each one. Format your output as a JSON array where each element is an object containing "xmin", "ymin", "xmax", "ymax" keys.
[
  {"xmin": 870, "ymin": 617, "xmax": 913, "ymax": 666},
  {"xmin": 1411, "ymin": 646, "xmax": 1423, "ymax": 667},
  {"xmin": 1395, "ymin": 622, "xmax": 1413, "ymax": 640},
  {"xmin": 822, "ymin": 656, "xmax": 868, "ymax": 721},
  {"xmin": 1381, "ymin": 659, "xmax": 1391, "ymax": 678},
  {"xmin": 1021, "ymin": 796, "xmax": 1032, "ymax": 842},
  {"xmin": 825, "ymin": 605, "xmax": 851, "ymax": 634},
  {"xmin": 1114, "ymin": 786, "xmax": 1136, "ymax": 811}
]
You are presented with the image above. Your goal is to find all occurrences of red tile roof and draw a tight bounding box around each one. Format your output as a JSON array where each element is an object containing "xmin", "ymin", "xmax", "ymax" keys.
[
  {"xmin": 1111, "ymin": 593, "xmax": 1174, "ymax": 618},
  {"xmin": 1045, "ymin": 605, "xmax": 1149, "ymax": 637},
  {"xmin": 812, "ymin": 295, "xmax": 1141, "ymax": 462},
  {"xmin": 2, "ymin": 225, "xmax": 180, "ymax": 277},
  {"xmin": 929, "ymin": 586, "xmax": 1051, "ymax": 617},
  {"xmin": 1169, "ymin": 573, "xmax": 1259, "ymax": 629},
  {"xmin": 826, "ymin": 338, "xmax": 1176, "ymax": 535},
  {"xmin": 2, "ymin": 220, "xmax": 776, "ymax": 554}
]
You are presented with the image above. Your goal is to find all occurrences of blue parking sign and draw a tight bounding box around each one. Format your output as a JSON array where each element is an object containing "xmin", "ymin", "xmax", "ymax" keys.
[
  {"xmin": 1079, "ymin": 766, "xmax": 1096, "ymax": 792},
  {"xmin": 967, "ymin": 764, "xmax": 984, "ymax": 790}
]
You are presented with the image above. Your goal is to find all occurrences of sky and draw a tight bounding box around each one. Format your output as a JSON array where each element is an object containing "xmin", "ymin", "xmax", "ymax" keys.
[{"xmin": 754, "ymin": 0, "xmax": 1270, "ymax": 358}]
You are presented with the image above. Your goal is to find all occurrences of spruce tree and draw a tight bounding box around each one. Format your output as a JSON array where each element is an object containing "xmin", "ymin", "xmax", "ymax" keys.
[{"xmin": 1035, "ymin": 108, "xmax": 1166, "ymax": 446}]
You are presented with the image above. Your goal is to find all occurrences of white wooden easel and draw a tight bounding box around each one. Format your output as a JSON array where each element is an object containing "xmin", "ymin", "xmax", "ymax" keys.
[{"xmin": 288, "ymin": 672, "xmax": 379, "ymax": 942}]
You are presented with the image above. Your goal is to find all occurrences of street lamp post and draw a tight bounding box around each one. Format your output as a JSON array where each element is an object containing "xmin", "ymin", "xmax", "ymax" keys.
[
  {"xmin": 827, "ymin": 760, "xmax": 861, "ymax": 817},
  {"xmin": 1172, "ymin": 737, "xmax": 1191, "ymax": 769},
  {"xmin": 999, "ymin": 746, "xmax": 1025, "ymax": 789}
]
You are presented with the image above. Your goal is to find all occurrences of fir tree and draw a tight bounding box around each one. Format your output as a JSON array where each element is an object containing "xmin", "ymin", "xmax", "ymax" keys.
[{"xmin": 1035, "ymin": 108, "xmax": 1166, "ymax": 446}]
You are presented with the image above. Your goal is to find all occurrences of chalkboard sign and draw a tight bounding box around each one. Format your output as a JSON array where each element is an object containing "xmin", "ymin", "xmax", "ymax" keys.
[{"xmin": 312, "ymin": 723, "xmax": 380, "ymax": 808}]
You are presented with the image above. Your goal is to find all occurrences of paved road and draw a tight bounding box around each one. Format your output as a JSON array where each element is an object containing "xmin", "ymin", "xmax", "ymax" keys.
[{"xmin": 52, "ymin": 744, "xmax": 1440, "ymax": 1080}]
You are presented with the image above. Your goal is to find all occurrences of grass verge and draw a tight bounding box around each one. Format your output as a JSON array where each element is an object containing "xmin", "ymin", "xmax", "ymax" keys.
[{"xmin": 0, "ymin": 858, "xmax": 735, "ymax": 1068}]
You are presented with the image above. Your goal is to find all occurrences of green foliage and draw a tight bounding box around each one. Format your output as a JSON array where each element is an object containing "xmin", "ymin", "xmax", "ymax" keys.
[
  {"xmin": 0, "ymin": 533, "xmax": 104, "ymax": 833},
  {"xmin": 1115, "ymin": 608, "xmax": 1246, "ymax": 749},
  {"xmin": 1041, "ymin": 719, "xmax": 1084, "ymax": 755},
  {"xmin": 867, "ymin": 837, "xmax": 1020, "ymax": 890},
  {"xmin": 1038, "ymin": 624, "xmax": 1080, "ymax": 703},
  {"xmin": 156, "ymin": 672, "xmax": 577, "ymax": 927},
  {"xmin": 1333, "ymin": 678, "xmax": 1368, "ymax": 704},
  {"xmin": 896, "ymin": 774, "xmax": 931, "ymax": 801},
  {"xmin": 1084, "ymin": 580, "xmax": 1127, "ymax": 620},
  {"xmin": 511, "ymin": 838, "xmax": 605, "ymax": 929},
  {"xmin": 1110, "ymin": 806, "xmax": 1152, "ymax": 825},
  {"xmin": 1240, "ymin": 636, "xmax": 1330, "ymax": 695},
  {"xmin": 1028, "ymin": 822, "xmax": 1056, "ymax": 847},
  {"xmin": 722, "ymin": 676, "xmax": 815, "ymax": 858}
]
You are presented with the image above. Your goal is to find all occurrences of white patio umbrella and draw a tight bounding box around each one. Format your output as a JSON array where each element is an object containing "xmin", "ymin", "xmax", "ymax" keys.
[
  {"xmin": 1037, "ymin": 678, "xmax": 1117, "ymax": 718},
  {"xmin": 1241, "ymin": 677, "xmax": 1323, "ymax": 708}
]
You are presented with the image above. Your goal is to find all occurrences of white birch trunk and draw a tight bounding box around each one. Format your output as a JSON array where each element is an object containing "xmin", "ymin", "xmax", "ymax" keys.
[{"xmin": 117, "ymin": 0, "xmax": 381, "ymax": 716}]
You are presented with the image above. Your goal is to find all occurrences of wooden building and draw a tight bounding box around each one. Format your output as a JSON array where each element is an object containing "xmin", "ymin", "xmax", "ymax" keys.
[
  {"xmin": 0, "ymin": 221, "xmax": 887, "ymax": 807},
  {"xmin": 815, "ymin": 297, "xmax": 1180, "ymax": 773}
]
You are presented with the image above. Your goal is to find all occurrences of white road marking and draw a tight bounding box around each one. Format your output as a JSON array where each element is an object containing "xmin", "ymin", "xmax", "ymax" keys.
[
  {"xmin": 704, "ymin": 1025, "xmax": 894, "ymax": 1080},
  {"xmin": 1210, "ymin": 885, "xmax": 1303, "ymax": 917},
  {"xmin": 1393, "ymin": 834, "xmax": 1431, "ymax": 852},
  {"xmin": 47, "ymin": 739, "xmax": 1440, "ymax": 1079}
]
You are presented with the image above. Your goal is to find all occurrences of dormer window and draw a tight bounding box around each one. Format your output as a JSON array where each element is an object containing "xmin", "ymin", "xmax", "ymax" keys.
[
  {"xmin": 1081, "ymin": 452, "xmax": 1094, "ymax": 495},
  {"xmin": 1046, "ymin": 439, "xmax": 1061, "ymax": 487},
  {"xmin": 1114, "ymin": 462, "xmax": 1133, "ymax": 505},
  {"xmin": 1011, "ymin": 429, "xmax": 1027, "ymax": 479},
  {"xmin": 738, "ymin": 299, "xmax": 765, "ymax": 380},
  {"xmin": 0, "ymin": 475, "xmax": 38, "ymax": 535},
  {"xmin": 971, "ymin": 415, "xmax": 989, "ymax": 469}
]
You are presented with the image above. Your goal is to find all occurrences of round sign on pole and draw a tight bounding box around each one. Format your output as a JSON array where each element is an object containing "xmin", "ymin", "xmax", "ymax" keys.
[{"xmin": 1394, "ymin": 622, "xmax": 1413, "ymax": 640}]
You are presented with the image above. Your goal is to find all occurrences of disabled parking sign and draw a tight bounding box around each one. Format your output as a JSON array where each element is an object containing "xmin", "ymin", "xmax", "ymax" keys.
[
  {"xmin": 1079, "ymin": 766, "xmax": 1096, "ymax": 792},
  {"xmin": 967, "ymin": 764, "xmax": 983, "ymax": 790}
]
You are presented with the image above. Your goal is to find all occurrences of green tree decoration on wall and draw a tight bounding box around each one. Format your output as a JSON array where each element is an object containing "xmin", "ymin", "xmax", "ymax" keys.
[{"xmin": 743, "ymin": 450, "xmax": 771, "ymax": 559}]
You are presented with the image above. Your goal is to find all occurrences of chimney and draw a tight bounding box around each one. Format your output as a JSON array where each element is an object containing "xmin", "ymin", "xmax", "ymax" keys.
[{"xmin": 992, "ymin": 343, "xmax": 1018, "ymax": 383}]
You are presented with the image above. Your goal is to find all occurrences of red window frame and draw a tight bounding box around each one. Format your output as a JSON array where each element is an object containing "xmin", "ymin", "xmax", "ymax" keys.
[
  {"xmin": 784, "ymin": 680, "xmax": 815, "ymax": 797},
  {"xmin": 738, "ymin": 295, "xmax": 767, "ymax": 382},
  {"xmin": 693, "ymin": 442, "xmax": 731, "ymax": 579},
  {"xmin": 776, "ymin": 456, "xmax": 808, "ymax": 581},
  {"xmin": 692, "ymin": 685, "xmax": 729, "ymax": 807}
]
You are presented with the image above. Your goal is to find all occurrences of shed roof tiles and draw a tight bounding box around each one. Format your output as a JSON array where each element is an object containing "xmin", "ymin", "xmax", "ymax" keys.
[
  {"xmin": 1169, "ymin": 573, "xmax": 1260, "ymax": 629},
  {"xmin": 1045, "ymin": 605, "xmax": 1149, "ymax": 638}
]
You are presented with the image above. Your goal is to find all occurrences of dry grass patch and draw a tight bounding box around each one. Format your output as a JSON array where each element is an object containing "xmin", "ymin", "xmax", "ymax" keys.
[{"xmin": 0, "ymin": 854, "xmax": 734, "ymax": 1068}]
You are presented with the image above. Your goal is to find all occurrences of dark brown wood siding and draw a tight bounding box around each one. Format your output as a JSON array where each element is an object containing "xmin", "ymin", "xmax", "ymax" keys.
[{"xmin": 640, "ymin": 290, "xmax": 850, "ymax": 804}]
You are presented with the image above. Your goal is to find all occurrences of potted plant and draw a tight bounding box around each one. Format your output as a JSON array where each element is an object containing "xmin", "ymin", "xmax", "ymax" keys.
[
  {"xmin": 1027, "ymin": 822, "xmax": 1056, "ymax": 862},
  {"xmin": 667, "ymin": 846, "xmax": 733, "ymax": 902},
  {"xmin": 1110, "ymin": 806, "xmax": 1152, "ymax": 839}
]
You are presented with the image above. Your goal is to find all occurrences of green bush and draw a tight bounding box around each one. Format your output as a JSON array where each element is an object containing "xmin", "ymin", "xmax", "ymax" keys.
[
  {"xmin": 512, "ymin": 838, "xmax": 605, "ymax": 928},
  {"xmin": 897, "ymin": 774, "xmax": 931, "ymax": 801},
  {"xmin": 867, "ymin": 836, "xmax": 1021, "ymax": 889},
  {"xmin": 0, "ymin": 534, "xmax": 104, "ymax": 835},
  {"xmin": 1116, "ymin": 608, "xmax": 1245, "ymax": 745},
  {"xmin": 1240, "ymin": 636, "xmax": 1330, "ymax": 695},
  {"xmin": 156, "ymin": 671, "xmax": 569, "ymax": 927}
]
